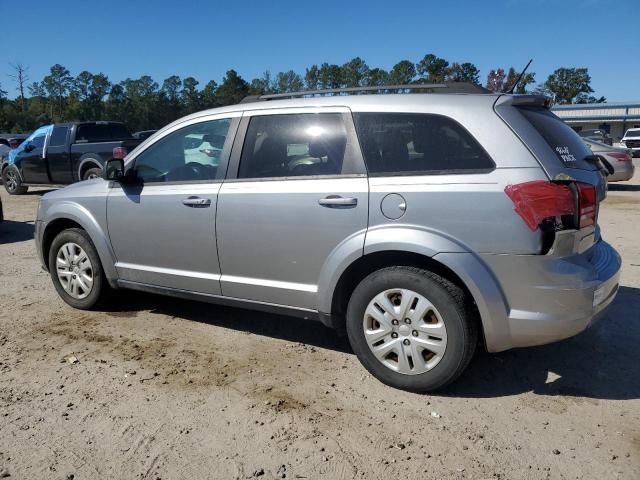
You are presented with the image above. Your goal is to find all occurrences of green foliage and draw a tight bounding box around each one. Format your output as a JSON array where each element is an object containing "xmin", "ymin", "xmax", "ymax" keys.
[
  {"xmin": 416, "ymin": 54, "xmax": 449, "ymax": 83},
  {"xmin": 389, "ymin": 60, "xmax": 416, "ymax": 85},
  {"xmin": 486, "ymin": 67, "xmax": 536, "ymax": 93},
  {"xmin": 542, "ymin": 67, "xmax": 600, "ymax": 104},
  {"xmin": 1, "ymin": 58, "xmax": 605, "ymax": 133},
  {"xmin": 446, "ymin": 62, "xmax": 480, "ymax": 84}
]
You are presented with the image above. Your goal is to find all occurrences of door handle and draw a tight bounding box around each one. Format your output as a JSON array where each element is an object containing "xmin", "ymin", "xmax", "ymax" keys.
[
  {"xmin": 182, "ymin": 197, "xmax": 211, "ymax": 207},
  {"xmin": 318, "ymin": 195, "xmax": 358, "ymax": 208}
]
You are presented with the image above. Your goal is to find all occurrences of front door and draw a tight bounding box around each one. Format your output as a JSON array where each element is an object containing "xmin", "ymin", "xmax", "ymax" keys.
[
  {"xmin": 19, "ymin": 127, "xmax": 49, "ymax": 183},
  {"xmin": 217, "ymin": 109, "xmax": 368, "ymax": 310},
  {"xmin": 106, "ymin": 115, "xmax": 239, "ymax": 294}
]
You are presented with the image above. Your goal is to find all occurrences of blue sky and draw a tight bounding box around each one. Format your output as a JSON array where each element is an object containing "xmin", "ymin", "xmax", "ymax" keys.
[{"xmin": 2, "ymin": 0, "xmax": 638, "ymax": 101}]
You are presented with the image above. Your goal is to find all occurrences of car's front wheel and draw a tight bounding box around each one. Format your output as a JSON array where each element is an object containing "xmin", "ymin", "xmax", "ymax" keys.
[
  {"xmin": 2, "ymin": 166, "xmax": 28, "ymax": 195},
  {"xmin": 346, "ymin": 266, "xmax": 477, "ymax": 392},
  {"xmin": 48, "ymin": 228, "xmax": 110, "ymax": 309}
]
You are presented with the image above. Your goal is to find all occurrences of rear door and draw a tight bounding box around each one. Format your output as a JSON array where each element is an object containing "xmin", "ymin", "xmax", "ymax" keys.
[
  {"xmin": 216, "ymin": 108, "xmax": 368, "ymax": 310},
  {"xmin": 46, "ymin": 125, "xmax": 73, "ymax": 184}
]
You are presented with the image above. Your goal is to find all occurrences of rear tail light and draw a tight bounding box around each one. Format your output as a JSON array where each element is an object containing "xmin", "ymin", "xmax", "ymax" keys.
[
  {"xmin": 608, "ymin": 152, "xmax": 632, "ymax": 162},
  {"xmin": 576, "ymin": 182, "xmax": 597, "ymax": 228},
  {"xmin": 113, "ymin": 146, "xmax": 127, "ymax": 160},
  {"xmin": 505, "ymin": 180, "xmax": 598, "ymax": 232}
]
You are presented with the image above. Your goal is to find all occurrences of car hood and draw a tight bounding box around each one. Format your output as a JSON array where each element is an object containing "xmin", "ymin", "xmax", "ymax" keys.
[{"xmin": 42, "ymin": 178, "xmax": 109, "ymax": 201}]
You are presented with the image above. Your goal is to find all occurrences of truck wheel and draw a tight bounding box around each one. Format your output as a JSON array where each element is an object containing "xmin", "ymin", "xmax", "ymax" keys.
[
  {"xmin": 82, "ymin": 167, "xmax": 102, "ymax": 181},
  {"xmin": 345, "ymin": 266, "xmax": 477, "ymax": 393},
  {"xmin": 2, "ymin": 166, "xmax": 28, "ymax": 195},
  {"xmin": 48, "ymin": 228, "xmax": 110, "ymax": 309}
]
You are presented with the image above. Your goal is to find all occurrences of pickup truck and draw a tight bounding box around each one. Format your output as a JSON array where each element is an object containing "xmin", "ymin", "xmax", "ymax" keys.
[{"xmin": 1, "ymin": 121, "xmax": 141, "ymax": 195}]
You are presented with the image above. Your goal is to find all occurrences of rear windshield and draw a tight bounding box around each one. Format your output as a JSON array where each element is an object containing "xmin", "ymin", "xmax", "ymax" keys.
[
  {"xmin": 624, "ymin": 130, "xmax": 640, "ymax": 138},
  {"xmin": 517, "ymin": 107, "xmax": 596, "ymax": 170}
]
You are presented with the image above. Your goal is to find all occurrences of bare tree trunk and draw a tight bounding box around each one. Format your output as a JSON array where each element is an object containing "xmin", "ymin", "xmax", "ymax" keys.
[{"xmin": 9, "ymin": 63, "xmax": 30, "ymax": 123}]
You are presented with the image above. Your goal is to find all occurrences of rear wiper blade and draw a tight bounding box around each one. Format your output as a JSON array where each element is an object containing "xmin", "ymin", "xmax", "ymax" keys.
[{"xmin": 585, "ymin": 154, "xmax": 614, "ymax": 176}]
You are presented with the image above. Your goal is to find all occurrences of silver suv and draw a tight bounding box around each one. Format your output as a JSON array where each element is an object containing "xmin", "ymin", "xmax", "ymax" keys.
[{"xmin": 34, "ymin": 86, "xmax": 621, "ymax": 392}]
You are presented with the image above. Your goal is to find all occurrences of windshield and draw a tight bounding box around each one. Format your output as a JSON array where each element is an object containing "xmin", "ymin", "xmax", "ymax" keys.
[
  {"xmin": 8, "ymin": 125, "xmax": 53, "ymax": 165},
  {"xmin": 624, "ymin": 130, "xmax": 640, "ymax": 138}
]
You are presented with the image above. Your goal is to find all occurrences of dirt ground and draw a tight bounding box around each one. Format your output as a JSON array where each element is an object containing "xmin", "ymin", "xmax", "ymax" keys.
[{"xmin": 1, "ymin": 168, "xmax": 639, "ymax": 480}]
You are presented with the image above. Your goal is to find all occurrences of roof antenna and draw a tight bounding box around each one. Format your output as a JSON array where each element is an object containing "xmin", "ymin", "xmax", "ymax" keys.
[{"xmin": 509, "ymin": 59, "xmax": 533, "ymax": 94}]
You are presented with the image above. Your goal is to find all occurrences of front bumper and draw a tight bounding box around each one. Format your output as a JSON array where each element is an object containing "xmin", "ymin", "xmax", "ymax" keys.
[
  {"xmin": 34, "ymin": 219, "xmax": 46, "ymax": 270},
  {"xmin": 480, "ymin": 240, "xmax": 621, "ymax": 351}
]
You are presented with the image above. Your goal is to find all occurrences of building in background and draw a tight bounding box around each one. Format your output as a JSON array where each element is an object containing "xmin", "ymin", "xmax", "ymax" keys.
[{"xmin": 552, "ymin": 102, "xmax": 640, "ymax": 141}]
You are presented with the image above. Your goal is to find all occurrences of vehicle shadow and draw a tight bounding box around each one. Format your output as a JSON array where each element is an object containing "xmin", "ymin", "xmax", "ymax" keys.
[
  {"xmin": 447, "ymin": 285, "xmax": 640, "ymax": 400},
  {"xmin": 0, "ymin": 220, "xmax": 35, "ymax": 244},
  {"xmin": 106, "ymin": 291, "xmax": 352, "ymax": 354},
  {"xmin": 608, "ymin": 184, "xmax": 640, "ymax": 192},
  {"xmin": 105, "ymin": 285, "xmax": 640, "ymax": 400}
]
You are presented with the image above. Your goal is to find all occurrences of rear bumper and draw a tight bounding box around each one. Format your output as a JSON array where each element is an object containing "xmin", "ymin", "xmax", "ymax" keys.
[
  {"xmin": 479, "ymin": 240, "xmax": 621, "ymax": 352},
  {"xmin": 608, "ymin": 161, "xmax": 635, "ymax": 182}
]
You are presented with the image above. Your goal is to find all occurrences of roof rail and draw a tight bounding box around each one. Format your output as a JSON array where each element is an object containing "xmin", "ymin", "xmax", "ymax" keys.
[{"xmin": 241, "ymin": 82, "xmax": 490, "ymax": 103}]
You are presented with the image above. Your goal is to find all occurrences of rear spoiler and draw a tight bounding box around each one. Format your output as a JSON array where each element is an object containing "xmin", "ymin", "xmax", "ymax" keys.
[{"xmin": 494, "ymin": 94, "xmax": 554, "ymax": 109}]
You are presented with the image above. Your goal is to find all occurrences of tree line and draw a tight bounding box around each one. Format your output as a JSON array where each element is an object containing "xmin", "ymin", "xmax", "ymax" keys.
[{"xmin": 0, "ymin": 54, "xmax": 605, "ymax": 134}]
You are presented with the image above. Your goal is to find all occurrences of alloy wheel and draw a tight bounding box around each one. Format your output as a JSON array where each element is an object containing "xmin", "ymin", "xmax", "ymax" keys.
[
  {"xmin": 5, "ymin": 169, "xmax": 18, "ymax": 191},
  {"xmin": 56, "ymin": 242, "xmax": 94, "ymax": 299}
]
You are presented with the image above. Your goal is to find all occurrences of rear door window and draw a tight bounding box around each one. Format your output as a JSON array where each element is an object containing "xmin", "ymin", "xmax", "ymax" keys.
[
  {"xmin": 353, "ymin": 113, "xmax": 494, "ymax": 176},
  {"xmin": 517, "ymin": 107, "xmax": 596, "ymax": 171}
]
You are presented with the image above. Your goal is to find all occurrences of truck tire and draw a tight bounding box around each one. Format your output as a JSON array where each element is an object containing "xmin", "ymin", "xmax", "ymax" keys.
[
  {"xmin": 82, "ymin": 166, "xmax": 102, "ymax": 181},
  {"xmin": 345, "ymin": 266, "xmax": 478, "ymax": 393},
  {"xmin": 2, "ymin": 166, "xmax": 28, "ymax": 195}
]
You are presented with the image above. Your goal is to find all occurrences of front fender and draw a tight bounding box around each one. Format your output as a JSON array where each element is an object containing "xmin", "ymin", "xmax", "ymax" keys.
[{"xmin": 41, "ymin": 201, "xmax": 118, "ymax": 286}]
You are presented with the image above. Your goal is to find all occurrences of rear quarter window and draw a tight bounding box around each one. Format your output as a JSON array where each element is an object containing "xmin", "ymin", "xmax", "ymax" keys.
[
  {"xmin": 517, "ymin": 107, "xmax": 596, "ymax": 171},
  {"xmin": 109, "ymin": 124, "xmax": 133, "ymax": 139},
  {"xmin": 353, "ymin": 113, "xmax": 494, "ymax": 176},
  {"xmin": 76, "ymin": 124, "xmax": 111, "ymax": 142}
]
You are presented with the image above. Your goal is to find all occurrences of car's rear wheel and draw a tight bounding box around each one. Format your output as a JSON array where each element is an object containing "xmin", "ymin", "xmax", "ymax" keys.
[
  {"xmin": 346, "ymin": 266, "xmax": 477, "ymax": 392},
  {"xmin": 48, "ymin": 228, "xmax": 110, "ymax": 309},
  {"xmin": 2, "ymin": 166, "xmax": 28, "ymax": 195},
  {"xmin": 83, "ymin": 166, "xmax": 102, "ymax": 181}
]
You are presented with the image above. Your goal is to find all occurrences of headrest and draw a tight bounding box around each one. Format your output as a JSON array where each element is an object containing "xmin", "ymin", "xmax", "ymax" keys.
[
  {"xmin": 203, "ymin": 134, "xmax": 226, "ymax": 149},
  {"xmin": 309, "ymin": 141, "xmax": 329, "ymax": 158}
]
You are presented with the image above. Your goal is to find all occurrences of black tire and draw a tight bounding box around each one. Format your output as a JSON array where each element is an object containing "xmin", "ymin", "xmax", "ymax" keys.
[
  {"xmin": 346, "ymin": 266, "xmax": 477, "ymax": 393},
  {"xmin": 2, "ymin": 166, "xmax": 28, "ymax": 195},
  {"xmin": 48, "ymin": 228, "xmax": 110, "ymax": 309},
  {"xmin": 82, "ymin": 166, "xmax": 102, "ymax": 181}
]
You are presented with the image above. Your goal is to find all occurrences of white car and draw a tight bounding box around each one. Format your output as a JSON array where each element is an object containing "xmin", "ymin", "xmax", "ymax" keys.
[{"xmin": 621, "ymin": 128, "xmax": 640, "ymax": 157}]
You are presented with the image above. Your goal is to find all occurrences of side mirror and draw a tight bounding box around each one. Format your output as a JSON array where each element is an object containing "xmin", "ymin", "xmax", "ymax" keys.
[
  {"xmin": 23, "ymin": 142, "xmax": 35, "ymax": 153},
  {"xmin": 104, "ymin": 158, "xmax": 125, "ymax": 180}
]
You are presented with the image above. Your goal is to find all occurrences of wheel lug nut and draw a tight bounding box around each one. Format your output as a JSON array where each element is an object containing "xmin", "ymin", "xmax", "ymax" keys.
[
  {"xmin": 391, "ymin": 332, "xmax": 398, "ymax": 339},
  {"xmin": 404, "ymin": 318, "xmax": 411, "ymax": 324},
  {"xmin": 403, "ymin": 339, "xmax": 410, "ymax": 346},
  {"xmin": 412, "ymin": 330, "xmax": 418, "ymax": 337},
  {"xmin": 391, "ymin": 319, "xmax": 399, "ymax": 326}
]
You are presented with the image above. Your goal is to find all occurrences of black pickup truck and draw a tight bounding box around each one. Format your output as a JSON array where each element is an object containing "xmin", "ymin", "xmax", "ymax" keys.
[{"xmin": 1, "ymin": 121, "xmax": 142, "ymax": 195}]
